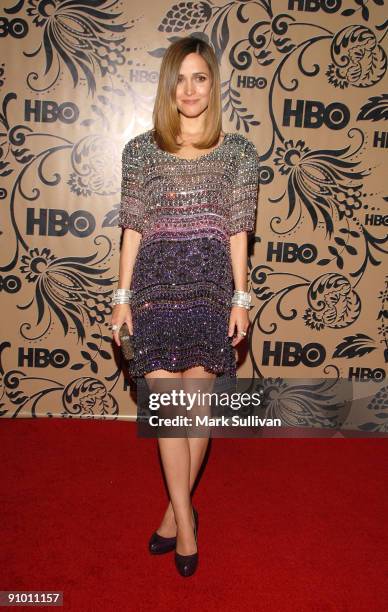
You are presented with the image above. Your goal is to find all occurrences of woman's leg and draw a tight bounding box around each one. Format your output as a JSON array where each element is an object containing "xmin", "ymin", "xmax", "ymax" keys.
[
  {"xmin": 145, "ymin": 367, "xmax": 216, "ymax": 549},
  {"xmin": 144, "ymin": 369, "xmax": 196, "ymax": 554},
  {"xmin": 176, "ymin": 365, "xmax": 216, "ymax": 554},
  {"xmin": 182, "ymin": 365, "xmax": 216, "ymax": 498}
]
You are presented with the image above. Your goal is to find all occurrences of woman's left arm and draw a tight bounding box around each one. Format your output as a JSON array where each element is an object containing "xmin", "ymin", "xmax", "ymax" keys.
[
  {"xmin": 227, "ymin": 138, "xmax": 260, "ymax": 346},
  {"xmin": 228, "ymin": 231, "xmax": 250, "ymax": 346}
]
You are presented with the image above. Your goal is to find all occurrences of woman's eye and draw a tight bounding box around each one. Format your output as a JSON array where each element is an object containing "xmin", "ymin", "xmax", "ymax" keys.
[{"xmin": 177, "ymin": 76, "xmax": 207, "ymax": 82}]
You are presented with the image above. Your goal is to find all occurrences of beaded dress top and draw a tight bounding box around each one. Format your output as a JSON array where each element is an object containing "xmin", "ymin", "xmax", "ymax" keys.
[{"xmin": 118, "ymin": 128, "xmax": 260, "ymax": 378}]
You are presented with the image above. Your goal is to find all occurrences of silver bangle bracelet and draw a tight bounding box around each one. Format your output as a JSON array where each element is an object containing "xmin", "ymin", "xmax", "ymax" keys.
[
  {"xmin": 232, "ymin": 301, "xmax": 251, "ymax": 310},
  {"xmin": 114, "ymin": 288, "xmax": 133, "ymax": 296},
  {"xmin": 231, "ymin": 290, "xmax": 252, "ymax": 310},
  {"xmin": 112, "ymin": 288, "xmax": 133, "ymax": 306}
]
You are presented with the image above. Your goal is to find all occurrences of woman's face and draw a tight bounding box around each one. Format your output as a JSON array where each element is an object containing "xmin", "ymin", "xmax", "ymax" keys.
[{"xmin": 175, "ymin": 52, "xmax": 212, "ymax": 119}]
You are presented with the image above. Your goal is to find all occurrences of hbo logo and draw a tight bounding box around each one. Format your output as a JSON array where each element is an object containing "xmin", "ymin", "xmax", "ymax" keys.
[
  {"xmin": 267, "ymin": 242, "xmax": 317, "ymax": 263},
  {"xmin": 18, "ymin": 348, "xmax": 70, "ymax": 368},
  {"xmin": 26, "ymin": 209, "xmax": 95, "ymax": 237},
  {"xmin": 262, "ymin": 341, "xmax": 326, "ymax": 367},
  {"xmin": 25, "ymin": 100, "xmax": 79, "ymax": 123},
  {"xmin": 283, "ymin": 99, "xmax": 350, "ymax": 130}
]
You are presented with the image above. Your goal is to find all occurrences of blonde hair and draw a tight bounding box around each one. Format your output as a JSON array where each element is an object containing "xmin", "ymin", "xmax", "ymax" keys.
[{"xmin": 152, "ymin": 37, "xmax": 222, "ymax": 153}]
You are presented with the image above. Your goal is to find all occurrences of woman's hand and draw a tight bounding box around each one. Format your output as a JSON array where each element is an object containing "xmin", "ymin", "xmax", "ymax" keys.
[
  {"xmin": 111, "ymin": 303, "xmax": 133, "ymax": 347},
  {"xmin": 228, "ymin": 305, "xmax": 250, "ymax": 347}
]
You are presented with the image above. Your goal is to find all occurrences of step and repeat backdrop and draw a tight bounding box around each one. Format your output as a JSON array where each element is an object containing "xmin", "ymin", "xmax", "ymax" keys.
[{"xmin": 0, "ymin": 0, "xmax": 387, "ymax": 432}]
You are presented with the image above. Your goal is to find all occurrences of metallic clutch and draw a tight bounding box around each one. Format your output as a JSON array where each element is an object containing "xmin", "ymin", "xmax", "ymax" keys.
[{"xmin": 118, "ymin": 322, "xmax": 135, "ymax": 360}]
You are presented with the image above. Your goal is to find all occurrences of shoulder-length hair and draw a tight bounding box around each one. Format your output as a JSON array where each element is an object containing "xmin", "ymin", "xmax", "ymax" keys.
[{"xmin": 152, "ymin": 37, "xmax": 222, "ymax": 153}]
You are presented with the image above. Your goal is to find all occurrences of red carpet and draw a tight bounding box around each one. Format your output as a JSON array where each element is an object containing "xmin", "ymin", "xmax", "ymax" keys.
[{"xmin": 1, "ymin": 419, "xmax": 387, "ymax": 611}]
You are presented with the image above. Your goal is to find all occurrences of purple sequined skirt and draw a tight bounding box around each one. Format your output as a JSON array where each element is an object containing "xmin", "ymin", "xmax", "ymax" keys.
[{"xmin": 128, "ymin": 233, "xmax": 236, "ymax": 379}]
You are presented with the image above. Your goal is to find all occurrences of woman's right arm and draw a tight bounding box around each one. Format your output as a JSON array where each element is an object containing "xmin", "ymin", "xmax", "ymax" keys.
[
  {"xmin": 112, "ymin": 137, "xmax": 146, "ymax": 346},
  {"xmin": 112, "ymin": 228, "xmax": 142, "ymax": 347}
]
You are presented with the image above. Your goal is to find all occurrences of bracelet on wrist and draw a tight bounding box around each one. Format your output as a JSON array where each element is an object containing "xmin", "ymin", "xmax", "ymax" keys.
[
  {"xmin": 231, "ymin": 289, "xmax": 252, "ymax": 310},
  {"xmin": 112, "ymin": 288, "xmax": 133, "ymax": 306}
]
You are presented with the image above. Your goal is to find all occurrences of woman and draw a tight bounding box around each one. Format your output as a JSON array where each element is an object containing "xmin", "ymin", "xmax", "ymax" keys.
[{"xmin": 111, "ymin": 37, "xmax": 260, "ymax": 577}]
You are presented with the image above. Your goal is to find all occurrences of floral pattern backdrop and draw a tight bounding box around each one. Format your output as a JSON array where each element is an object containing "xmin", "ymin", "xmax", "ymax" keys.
[{"xmin": 0, "ymin": 0, "xmax": 387, "ymax": 434}]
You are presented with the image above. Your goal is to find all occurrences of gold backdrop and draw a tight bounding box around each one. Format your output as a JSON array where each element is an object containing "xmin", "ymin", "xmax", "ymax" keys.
[{"xmin": 0, "ymin": 0, "xmax": 387, "ymax": 432}]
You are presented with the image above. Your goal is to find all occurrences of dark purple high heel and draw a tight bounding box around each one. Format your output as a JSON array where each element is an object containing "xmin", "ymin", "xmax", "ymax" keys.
[
  {"xmin": 174, "ymin": 507, "xmax": 199, "ymax": 577},
  {"xmin": 148, "ymin": 530, "xmax": 177, "ymax": 555},
  {"xmin": 149, "ymin": 507, "xmax": 198, "ymax": 555}
]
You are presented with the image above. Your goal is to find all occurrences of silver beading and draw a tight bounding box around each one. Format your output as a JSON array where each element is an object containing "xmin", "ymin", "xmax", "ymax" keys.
[
  {"xmin": 231, "ymin": 290, "xmax": 252, "ymax": 310},
  {"xmin": 112, "ymin": 288, "xmax": 133, "ymax": 306}
]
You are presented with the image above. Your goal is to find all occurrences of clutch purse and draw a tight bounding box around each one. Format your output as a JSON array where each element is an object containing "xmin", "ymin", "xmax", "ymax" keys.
[{"xmin": 118, "ymin": 322, "xmax": 135, "ymax": 360}]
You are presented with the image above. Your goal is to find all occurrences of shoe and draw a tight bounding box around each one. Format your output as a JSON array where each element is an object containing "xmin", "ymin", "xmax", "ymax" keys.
[
  {"xmin": 174, "ymin": 506, "xmax": 199, "ymax": 577},
  {"xmin": 148, "ymin": 530, "xmax": 176, "ymax": 555},
  {"xmin": 148, "ymin": 506, "xmax": 198, "ymax": 555}
]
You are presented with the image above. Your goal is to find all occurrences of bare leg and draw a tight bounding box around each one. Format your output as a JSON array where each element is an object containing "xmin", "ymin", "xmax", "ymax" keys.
[
  {"xmin": 145, "ymin": 369, "xmax": 196, "ymax": 555},
  {"xmin": 183, "ymin": 365, "xmax": 215, "ymax": 511},
  {"xmin": 146, "ymin": 366, "xmax": 216, "ymax": 555}
]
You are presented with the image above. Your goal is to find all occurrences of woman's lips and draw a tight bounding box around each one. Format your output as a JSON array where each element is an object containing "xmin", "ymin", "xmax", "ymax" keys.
[{"xmin": 183, "ymin": 100, "xmax": 199, "ymax": 104}]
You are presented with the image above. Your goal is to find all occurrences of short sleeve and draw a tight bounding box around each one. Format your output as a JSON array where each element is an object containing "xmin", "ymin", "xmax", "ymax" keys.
[
  {"xmin": 118, "ymin": 139, "xmax": 145, "ymax": 234},
  {"xmin": 228, "ymin": 139, "xmax": 260, "ymax": 236}
]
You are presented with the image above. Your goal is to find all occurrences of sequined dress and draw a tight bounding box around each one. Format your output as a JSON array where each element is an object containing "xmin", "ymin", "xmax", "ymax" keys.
[{"xmin": 118, "ymin": 128, "xmax": 260, "ymax": 379}]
